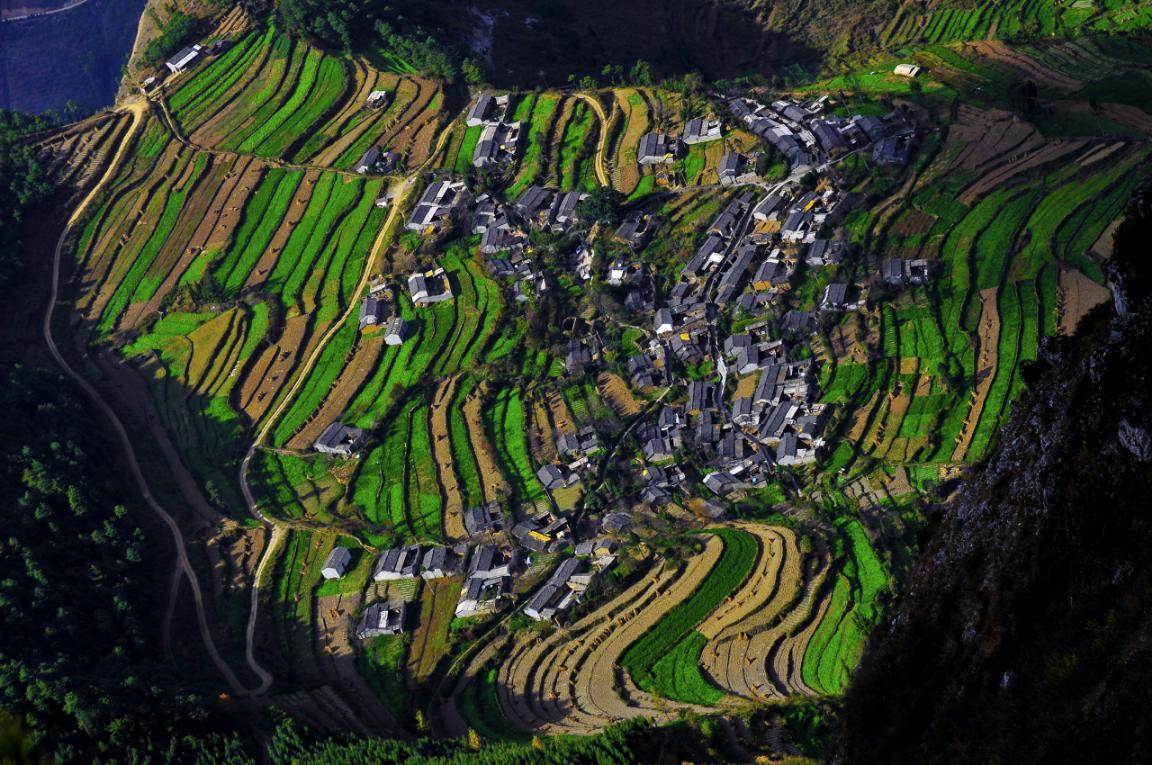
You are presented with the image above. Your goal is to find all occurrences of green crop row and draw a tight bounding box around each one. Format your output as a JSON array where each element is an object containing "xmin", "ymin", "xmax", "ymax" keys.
[
  {"xmin": 648, "ymin": 631, "xmax": 724, "ymax": 705},
  {"xmin": 622, "ymin": 528, "xmax": 758, "ymax": 693}
]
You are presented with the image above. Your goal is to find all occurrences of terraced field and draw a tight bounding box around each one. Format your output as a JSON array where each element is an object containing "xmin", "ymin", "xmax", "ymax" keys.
[
  {"xmin": 822, "ymin": 99, "xmax": 1152, "ymax": 472},
  {"xmin": 165, "ymin": 23, "xmax": 445, "ymax": 170},
  {"xmin": 476, "ymin": 522, "xmax": 885, "ymax": 732}
]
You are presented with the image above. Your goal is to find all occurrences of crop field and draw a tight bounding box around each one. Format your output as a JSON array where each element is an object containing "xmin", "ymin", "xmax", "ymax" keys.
[
  {"xmin": 165, "ymin": 22, "xmax": 444, "ymax": 169},
  {"xmin": 507, "ymin": 94, "xmax": 561, "ymax": 198},
  {"xmin": 880, "ymin": 0, "xmax": 1152, "ymax": 49},
  {"xmin": 47, "ymin": 18, "xmax": 1152, "ymax": 747},
  {"xmin": 824, "ymin": 99, "xmax": 1152, "ymax": 472}
]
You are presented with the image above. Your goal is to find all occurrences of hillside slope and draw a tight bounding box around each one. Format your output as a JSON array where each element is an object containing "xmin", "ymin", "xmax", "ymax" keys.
[{"xmin": 833, "ymin": 187, "xmax": 1152, "ymax": 763}]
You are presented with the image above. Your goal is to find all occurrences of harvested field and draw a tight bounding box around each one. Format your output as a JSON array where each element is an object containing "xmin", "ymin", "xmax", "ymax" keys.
[
  {"xmin": 463, "ymin": 382, "xmax": 508, "ymax": 502},
  {"xmin": 596, "ymin": 372, "xmax": 644, "ymax": 417},
  {"xmin": 430, "ymin": 378, "xmax": 467, "ymax": 541},
  {"xmin": 952, "ymin": 288, "xmax": 1001, "ymax": 462},
  {"xmin": 1058, "ymin": 268, "xmax": 1112, "ymax": 334},
  {"xmin": 963, "ymin": 42, "xmax": 1084, "ymax": 91},
  {"xmin": 285, "ymin": 335, "xmax": 388, "ymax": 450},
  {"xmin": 238, "ymin": 314, "xmax": 311, "ymax": 425}
]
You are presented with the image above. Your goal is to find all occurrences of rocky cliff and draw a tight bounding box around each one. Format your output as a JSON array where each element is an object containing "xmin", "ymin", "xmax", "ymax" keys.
[{"xmin": 834, "ymin": 186, "xmax": 1152, "ymax": 763}]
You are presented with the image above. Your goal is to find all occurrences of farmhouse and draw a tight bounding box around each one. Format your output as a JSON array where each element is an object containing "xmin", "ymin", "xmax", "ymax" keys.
[
  {"xmin": 894, "ymin": 63, "xmax": 922, "ymax": 77},
  {"xmin": 537, "ymin": 463, "xmax": 580, "ymax": 491},
  {"xmin": 479, "ymin": 218, "xmax": 527, "ymax": 254},
  {"xmin": 614, "ymin": 211, "xmax": 659, "ymax": 247},
  {"xmin": 466, "ymin": 92, "xmax": 509, "ymax": 126},
  {"xmin": 421, "ymin": 545, "xmax": 467, "ymax": 579},
  {"xmin": 682, "ymin": 117, "xmax": 723, "ymax": 144},
  {"xmin": 718, "ymin": 151, "xmax": 745, "ymax": 185},
  {"xmin": 356, "ymin": 602, "xmax": 407, "ymax": 639},
  {"xmin": 455, "ymin": 575, "xmax": 511, "ymax": 617},
  {"xmin": 314, "ymin": 422, "xmax": 364, "ymax": 456},
  {"xmin": 366, "ymin": 89, "xmax": 389, "ymax": 109},
  {"xmin": 321, "ymin": 547, "xmax": 352, "ymax": 579},
  {"xmin": 406, "ymin": 180, "xmax": 469, "ymax": 233},
  {"xmin": 383, "ymin": 317, "xmax": 408, "ymax": 345},
  {"xmin": 358, "ymin": 297, "xmax": 388, "ymax": 331},
  {"xmin": 407, "ymin": 267, "xmax": 454, "ymax": 306},
  {"xmin": 372, "ymin": 545, "xmax": 422, "ymax": 581},
  {"xmin": 777, "ymin": 432, "xmax": 817, "ymax": 465},
  {"xmin": 355, "ymin": 147, "xmax": 383, "ymax": 174},
  {"xmin": 472, "ymin": 121, "xmax": 522, "ymax": 167},
  {"xmin": 821, "ymin": 282, "xmax": 857, "ymax": 311},
  {"xmin": 523, "ymin": 557, "xmax": 592, "ymax": 623},
  {"xmin": 637, "ymin": 132, "xmax": 678, "ymax": 164},
  {"xmin": 165, "ymin": 45, "xmax": 203, "ymax": 74},
  {"xmin": 556, "ymin": 427, "xmax": 599, "ymax": 457},
  {"xmin": 463, "ymin": 502, "xmax": 505, "ymax": 535},
  {"xmin": 469, "ymin": 545, "xmax": 521, "ymax": 578}
]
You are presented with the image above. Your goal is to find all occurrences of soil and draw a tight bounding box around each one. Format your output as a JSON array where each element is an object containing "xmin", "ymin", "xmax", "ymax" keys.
[
  {"xmin": 1058, "ymin": 268, "xmax": 1112, "ymax": 335},
  {"xmin": 463, "ymin": 382, "xmax": 509, "ymax": 502},
  {"xmin": 285, "ymin": 333, "xmax": 386, "ymax": 450},
  {"xmin": 596, "ymin": 371, "xmax": 644, "ymax": 416},
  {"xmin": 952, "ymin": 287, "xmax": 1001, "ymax": 462},
  {"xmin": 430, "ymin": 377, "xmax": 467, "ymax": 541}
]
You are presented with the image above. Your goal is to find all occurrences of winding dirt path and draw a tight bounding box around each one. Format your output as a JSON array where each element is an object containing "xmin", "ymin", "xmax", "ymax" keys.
[
  {"xmin": 574, "ymin": 92, "xmax": 611, "ymax": 188},
  {"xmin": 43, "ymin": 99, "xmax": 265, "ymax": 696}
]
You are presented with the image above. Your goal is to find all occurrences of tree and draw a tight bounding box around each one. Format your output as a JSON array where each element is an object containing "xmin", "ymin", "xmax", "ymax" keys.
[
  {"xmin": 629, "ymin": 59, "xmax": 653, "ymax": 85},
  {"xmin": 576, "ymin": 187, "xmax": 626, "ymax": 226}
]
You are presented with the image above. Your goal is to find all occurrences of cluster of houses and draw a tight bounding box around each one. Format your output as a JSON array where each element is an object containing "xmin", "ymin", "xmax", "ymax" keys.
[
  {"xmin": 728, "ymin": 94, "xmax": 915, "ymax": 171},
  {"xmin": 636, "ymin": 116, "xmax": 725, "ymax": 167},
  {"xmin": 467, "ymin": 93, "xmax": 522, "ymax": 168},
  {"xmin": 322, "ymin": 501, "xmax": 631, "ymax": 638}
]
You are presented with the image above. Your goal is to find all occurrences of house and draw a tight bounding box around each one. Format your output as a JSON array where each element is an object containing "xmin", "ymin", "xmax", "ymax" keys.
[
  {"xmin": 637, "ymin": 132, "xmax": 678, "ymax": 164},
  {"xmin": 553, "ymin": 191, "xmax": 586, "ymax": 227},
  {"xmin": 615, "ymin": 211, "xmax": 658, "ymax": 248},
  {"xmin": 356, "ymin": 601, "xmax": 407, "ymax": 639},
  {"xmin": 682, "ymin": 117, "xmax": 723, "ymax": 144},
  {"xmin": 601, "ymin": 512, "xmax": 633, "ymax": 535},
  {"xmin": 777, "ymin": 432, "xmax": 817, "ymax": 465},
  {"xmin": 654, "ymin": 307, "xmax": 675, "ymax": 336},
  {"xmin": 873, "ymin": 133, "xmax": 913, "ymax": 166},
  {"xmin": 718, "ymin": 151, "xmax": 746, "ymax": 185},
  {"xmin": 407, "ymin": 267, "xmax": 454, "ymax": 306},
  {"xmin": 894, "ymin": 63, "xmax": 922, "ymax": 78},
  {"xmin": 469, "ymin": 545, "xmax": 521, "ymax": 578},
  {"xmin": 463, "ymin": 502, "xmax": 505, "ymax": 536},
  {"xmin": 421, "ymin": 545, "xmax": 467, "ymax": 579},
  {"xmin": 782, "ymin": 309, "xmax": 816, "ymax": 335},
  {"xmin": 355, "ymin": 147, "xmax": 383, "ymax": 174},
  {"xmin": 366, "ymin": 89, "xmax": 389, "ymax": 109},
  {"xmin": 537, "ymin": 463, "xmax": 579, "ymax": 491},
  {"xmin": 821, "ymin": 282, "xmax": 854, "ymax": 310},
  {"xmin": 358, "ymin": 297, "xmax": 388, "ymax": 331},
  {"xmin": 643, "ymin": 436, "xmax": 677, "ymax": 463},
  {"xmin": 165, "ymin": 45, "xmax": 202, "ymax": 74},
  {"xmin": 523, "ymin": 557, "xmax": 590, "ymax": 623},
  {"xmin": 321, "ymin": 547, "xmax": 352, "ymax": 579},
  {"xmin": 479, "ymin": 219, "xmax": 527, "ymax": 254},
  {"xmin": 472, "ymin": 121, "xmax": 522, "ymax": 167},
  {"xmin": 466, "ymin": 92, "xmax": 496, "ymax": 126},
  {"xmin": 806, "ymin": 239, "xmax": 842, "ymax": 267},
  {"xmin": 383, "ymin": 317, "xmax": 408, "ymax": 346},
  {"xmin": 882, "ymin": 259, "xmax": 905, "ymax": 284},
  {"xmin": 703, "ymin": 471, "xmax": 743, "ymax": 498},
  {"xmin": 753, "ymin": 193, "xmax": 786, "ymax": 222},
  {"xmin": 454, "ymin": 574, "xmax": 512, "ymax": 617},
  {"xmin": 314, "ymin": 422, "xmax": 364, "ymax": 456},
  {"xmin": 372, "ymin": 545, "xmax": 422, "ymax": 581},
  {"xmin": 556, "ymin": 427, "xmax": 599, "ymax": 457},
  {"xmin": 406, "ymin": 180, "xmax": 469, "ymax": 233}
]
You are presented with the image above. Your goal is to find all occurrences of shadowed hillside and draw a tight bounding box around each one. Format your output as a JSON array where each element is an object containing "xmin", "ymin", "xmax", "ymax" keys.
[{"xmin": 833, "ymin": 185, "xmax": 1152, "ymax": 763}]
